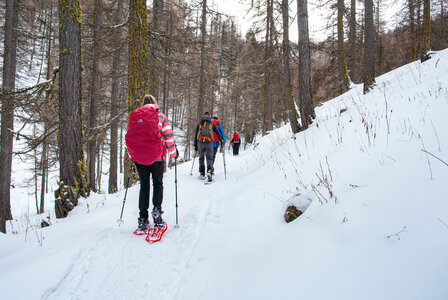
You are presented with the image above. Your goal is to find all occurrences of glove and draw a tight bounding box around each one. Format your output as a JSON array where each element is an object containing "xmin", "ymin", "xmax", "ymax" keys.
[
  {"xmin": 219, "ymin": 142, "xmax": 223, "ymax": 153},
  {"xmin": 175, "ymin": 149, "xmax": 179, "ymax": 159},
  {"xmin": 194, "ymin": 143, "xmax": 198, "ymax": 152}
]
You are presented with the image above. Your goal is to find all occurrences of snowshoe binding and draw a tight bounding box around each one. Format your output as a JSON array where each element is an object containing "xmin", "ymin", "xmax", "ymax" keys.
[
  {"xmin": 145, "ymin": 208, "xmax": 167, "ymax": 243},
  {"xmin": 204, "ymin": 172, "xmax": 213, "ymax": 184},
  {"xmin": 152, "ymin": 208, "xmax": 165, "ymax": 228},
  {"xmin": 133, "ymin": 217, "xmax": 150, "ymax": 235}
]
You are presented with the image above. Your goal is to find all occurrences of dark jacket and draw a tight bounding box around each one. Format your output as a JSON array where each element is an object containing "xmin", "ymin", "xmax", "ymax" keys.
[{"xmin": 194, "ymin": 114, "xmax": 223, "ymax": 149}]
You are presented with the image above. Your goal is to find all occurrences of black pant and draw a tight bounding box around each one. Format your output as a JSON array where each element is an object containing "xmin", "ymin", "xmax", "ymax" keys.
[
  {"xmin": 198, "ymin": 141, "xmax": 214, "ymax": 175},
  {"xmin": 233, "ymin": 143, "xmax": 240, "ymax": 155},
  {"xmin": 135, "ymin": 161, "xmax": 164, "ymax": 220}
]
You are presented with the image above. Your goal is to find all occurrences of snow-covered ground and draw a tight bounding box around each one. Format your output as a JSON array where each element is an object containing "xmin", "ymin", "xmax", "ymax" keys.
[{"xmin": 1, "ymin": 49, "xmax": 448, "ymax": 299}]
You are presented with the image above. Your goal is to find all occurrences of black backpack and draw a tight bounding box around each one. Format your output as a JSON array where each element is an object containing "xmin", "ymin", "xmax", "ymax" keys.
[{"xmin": 197, "ymin": 120, "xmax": 214, "ymax": 142}]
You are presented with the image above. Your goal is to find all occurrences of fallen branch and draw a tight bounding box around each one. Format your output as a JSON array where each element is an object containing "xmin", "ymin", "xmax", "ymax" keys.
[{"xmin": 421, "ymin": 149, "xmax": 448, "ymax": 167}]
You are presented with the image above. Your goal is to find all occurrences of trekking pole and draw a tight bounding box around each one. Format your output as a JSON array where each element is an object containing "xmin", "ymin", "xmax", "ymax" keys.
[
  {"xmin": 222, "ymin": 147, "xmax": 227, "ymax": 180},
  {"xmin": 190, "ymin": 150, "xmax": 198, "ymax": 175},
  {"xmin": 117, "ymin": 175, "xmax": 130, "ymax": 226},
  {"xmin": 174, "ymin": 157, "xmax": 179, "ymax": 228}
]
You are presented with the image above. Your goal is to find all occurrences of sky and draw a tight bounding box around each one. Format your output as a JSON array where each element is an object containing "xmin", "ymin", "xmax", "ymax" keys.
[
  {"xmin": 209, "ymin": 0, "xmax": 403, "ymax": 42},
  {"xmin": 1, "ymin": 47, "xmax": 448, "ymax": 299}
]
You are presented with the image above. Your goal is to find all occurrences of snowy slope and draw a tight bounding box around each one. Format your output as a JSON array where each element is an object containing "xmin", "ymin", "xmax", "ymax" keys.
[{"xmin": 1, "ymin": 49, "xmax": 448, "ymax": 300}]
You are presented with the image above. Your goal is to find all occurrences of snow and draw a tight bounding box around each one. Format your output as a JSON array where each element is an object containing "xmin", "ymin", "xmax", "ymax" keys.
[{"xmin": 2, "ymin": 49, "xmax": 448, "ymax": 299}]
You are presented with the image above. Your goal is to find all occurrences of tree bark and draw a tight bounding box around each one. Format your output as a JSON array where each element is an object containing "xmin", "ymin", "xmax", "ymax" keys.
[
  {"xmin": 126, "ymin": 0, "xmax": 150, "ymax": 182},
  {"xmin": 337, "ymin": 0, "xmax": 350, "ymax": 92},
  {"xmin": 88, "ymin": 0, "xmax": 103, "ymax": 192},
  {"xmin": 0, "ymin": 0, "xmax": 18, "ymax": 233},
  {"xmin": 409, "ymin": 0, "xmax": 417, "ymax": 61},
  {"xmin": 363, "ymin": 0, "xmax": 375, "ymax": 94},
  {"xmin": 109, "ymin": 0, "xmax": 124, "ymax": 194},
  {"xmin": 422, "ymin": 0, "xmax": 431, "ymax": 55},
  {"xmin": 349, "ymin": 0, "xmax": 357, "ymax": 82},
  {"xmin": 262, "ymin": 0, "xmax": 274, "ymax": 135},
  {"xmin": 56, "ymin": 0, "xmax": 89, "ymax": 218},
  {"xmin": 296, "ymin": 0, "xmax": 315, "ymax": 129},
  {"xmin": 281, "ymin": 0, "xmax": 300, "ymax": 134},
  {"xmin": 197, "ymin": 0, "xmax": 207, "ymax": 120},
  {"xmin": 149, "ymin": 0, "xmax": 164, "ymax": 97}
]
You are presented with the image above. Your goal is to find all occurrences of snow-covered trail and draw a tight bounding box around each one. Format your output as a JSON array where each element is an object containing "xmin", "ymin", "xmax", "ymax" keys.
[
  {"xmin": 38, "ymin": 150, "xmax": 272, "ymax": 299},
  {"xmin": 35, "ymin": 146, "xmax": 301, "ymax": 299}
]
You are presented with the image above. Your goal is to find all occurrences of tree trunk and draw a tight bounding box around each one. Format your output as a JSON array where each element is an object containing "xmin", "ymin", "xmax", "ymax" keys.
[
  {"xmin": 197, "ymin": 0, "xmax": 207, "ymax": 120},
  {"xmin": 281, "ymin": 0, "xmax": 300, "ymax": 134},
  {"xmin": 349, "ymin": 0, "xmax": 357, "ymax": 82},
  {"xmin": 40, "ymin": 3, "xmax": 55, "ymax": 214},
  {"xmin": 338, "ymin": 0, "xmax": 350, "ymax": 92},
  {"xmin": 416, "ymin": 0, "xmax": 422, "ymax": 55},
  {"xmin": 0, "ymin": 0, "xmax": 18, "ymax": 233},
  {"xmin": 363, "ymin": 0, "xmax": 375, "ymax": 94},
  {"xmin": 126, "ymin": 0, "xmax": 150, "ymax": 182},
  {"xmin": 263, "ymin": 0, "xmax": 274, "ymax": 136},
  {"xmin": 40, "ymin": 136, "xmax": 47, "ymax": 214},
  {"xmin": 149, "ymin": 0, "xmax": 164, "ymax": 97},
  {"xmin": 88, "ymin": 0, "xmax": 103, "ymax": 192},
  {"xmin": 108, "ymin": 0, "xmax": 124, "ymax": 194},
  {"xmin": 296, "ymin": 0, "xmax": 315, "ymax": 129},
  {"xmin": 421, "ymin": 0, "xmax": 431, "ymax": 56},
  {"xmin": 408, "ymin": 0, "xmax": 417, "ymax": 61},
  {"xmin": 56, "ymin": 0, "xmax": 89, "ymax": 218}
]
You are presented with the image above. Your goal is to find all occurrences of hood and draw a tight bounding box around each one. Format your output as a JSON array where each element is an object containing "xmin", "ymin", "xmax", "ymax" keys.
[{"xmin": 201, "ymin": 114, "xmax": 211, "ymax": 122}]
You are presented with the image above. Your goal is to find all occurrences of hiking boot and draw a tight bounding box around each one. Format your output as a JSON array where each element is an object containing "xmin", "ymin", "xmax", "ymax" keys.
[
  {"xmin": 198, "ymin": 174, "xmax": 206, "ymax": 180},
  {"xmin": 206, "ymin": 172, "xmax": 213, "ymax": 182},
  {"xmin": 152, "ymin": 208, "xmax": 164, "ymax": 227},
  {"xmin": 137, "ymin": 217, "xmax": 150, "ymax": 231}
]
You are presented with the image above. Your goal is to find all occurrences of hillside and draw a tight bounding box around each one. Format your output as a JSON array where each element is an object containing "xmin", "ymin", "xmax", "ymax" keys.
[{"xmin": 1, "ymin": 49, "xmax": 448, "ymax": 299}]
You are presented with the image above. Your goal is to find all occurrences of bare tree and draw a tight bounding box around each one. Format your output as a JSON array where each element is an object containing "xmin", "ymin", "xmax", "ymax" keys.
[
  {"xmin": 337, "ymin": 0, "xmax": 350, "ymax": 92},
  {"xmin": 363, "ymin": 0, "xmax": 375, "ymax": 94},
  {"xmin": 125, "ymin": 0, "xmax": 149, "ymax": 182},
  {"xmin": 56, "ymin": 0, "xmax": 89, "ymax": 218},
  {"xmin": 262, "ymin": 0, "xmax": 274, "ymax": 136},
  {"xmin": 197, "ymin": 0, "xmax": 207, "ymax": 120},
  {"xmin": 281, "ymin": 0, "xmax": 300, "ymax": 134},
  {"xmin": 296, "ymin": 0, "xmax": 315, "ymax": 129},
  {"xmin": 108, "ymin": 0, "xmax": 124, "ymax": 194},
  {"xmin": 408, "ymin": 0, "xmax": 417, "ymax": 61},
  {"xmin": 348, "ymin": 0, "xmax": 358, "ymax": 82},
  {"xmin": 149, "ymin": 0, "xmax": 164, "ymax": 97},
  {"xmin": 421, "ymin": 0, "xmax": 431, "ymax": 60},
  {"xmin": 87, "ymin": 0, "xmax": 103, "ymax": 192},
  {"xmin": 0, "ymin": 0, "xmax": 18, "ymax": 233}
]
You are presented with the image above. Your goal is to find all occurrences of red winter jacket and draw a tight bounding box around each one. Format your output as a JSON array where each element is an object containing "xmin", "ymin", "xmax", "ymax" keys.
[
  {"xmin": 230, "ymin": 133, "xmax": 240, "ymax": 146},
  {"xmin": 211, "ymin": 119, "xmax": 220, "ymax": 143}
]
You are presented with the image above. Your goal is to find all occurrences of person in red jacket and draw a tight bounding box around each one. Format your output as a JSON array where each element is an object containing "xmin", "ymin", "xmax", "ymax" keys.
[
  {"xmin": 210, "ymin": 116, "xmax": 225, "ymax": 174},
  {"xmin": 126, "ymin": 94, "xmax": 178, "ymax": 231},
  {"xmin": 230, "ymin": 132, "xmax": 241, "ymax": 155}
]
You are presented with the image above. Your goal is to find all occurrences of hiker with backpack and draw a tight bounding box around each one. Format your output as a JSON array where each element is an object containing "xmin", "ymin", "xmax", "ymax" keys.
[
  {"xmin": 211, "ymin": 116, "xmax": 225, "ymax": 171},
  {"xmin": 194, "ymin": 112, "xmax": 223, "ymax": 181},
  {"xmin": 230, "ymin": 132, "xmax": 241, "ymax": 155},
  {"xmin": 125, "ymin": 94, "xmax": 178, "ymax": 232}
]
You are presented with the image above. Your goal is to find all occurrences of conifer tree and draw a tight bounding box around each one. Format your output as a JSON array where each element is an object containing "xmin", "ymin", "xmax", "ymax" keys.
[
  {"xmin": 363, "ymin": 0, "xmax": 375, "ymax": 93},
  {"xmin": 56, "ymin": 0, "xmax": 89, "ymax": 218},
  {"xmin": 0, "ymin": 0, "xmax": 18, "ymax": 232},
  {"xmin": 297, "ymin": 0, "xmax": 315, "ymax": 128}
]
